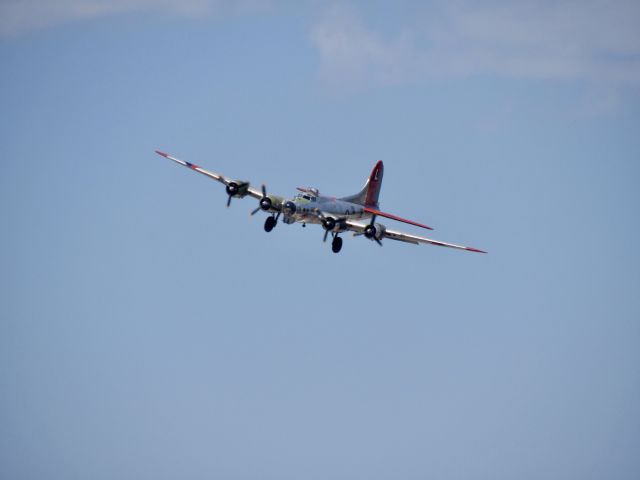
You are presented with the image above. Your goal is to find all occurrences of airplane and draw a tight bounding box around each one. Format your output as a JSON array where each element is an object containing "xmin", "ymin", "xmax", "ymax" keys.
[{"xmin": 155, "ymin": 150, "xmax": 486, "ymax": 255}]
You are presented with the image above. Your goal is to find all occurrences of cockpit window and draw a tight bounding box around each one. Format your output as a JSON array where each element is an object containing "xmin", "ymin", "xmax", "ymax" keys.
[{"xmin": 294, "ymin": 192, "xmax": 316, "ymax": 202}]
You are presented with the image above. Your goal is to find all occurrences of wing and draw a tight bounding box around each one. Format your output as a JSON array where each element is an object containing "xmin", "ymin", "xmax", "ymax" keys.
[
  {"xmin": 383, "ymin": 229, "xmax": 487, "ymax": 253},
  {"xmin": 346, "ymin": 221, "xmax": 487, "ymax": 253},
  {"xmin": 363, "ymin": 206, "xmax": 433, "ymax": 230},
  {"xmin": 155, "ymin": 150, "xmax": 263, "ymax": 199}
]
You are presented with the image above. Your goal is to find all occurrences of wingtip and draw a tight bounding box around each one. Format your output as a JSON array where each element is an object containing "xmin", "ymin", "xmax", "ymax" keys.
[
  {"xmin": 467, "ymin": 247, "xmax": 488, "ymax": 254},
  {"xmin": 155, "ymin": 150, "xmax": 169, "ymax": 158}
]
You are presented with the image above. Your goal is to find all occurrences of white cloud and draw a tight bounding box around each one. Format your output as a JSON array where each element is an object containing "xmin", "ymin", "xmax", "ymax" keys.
[
  {"xmin": 0, "ymin": 0, "xmax": 269, "ymax": 37},
  {"xmin": 310, "ymin": 2, "xmax": 640, "ymax": 89},
  {"xmin": 309, "ymin": 5, "xmax": 419, "ymax": 87}
]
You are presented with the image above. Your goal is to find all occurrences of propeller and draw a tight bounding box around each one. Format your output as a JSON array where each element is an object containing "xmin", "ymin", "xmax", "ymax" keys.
[
  {"xmin": 314, "ymin": 210, "xmax": 337, "ymax": 242},
  {"xmin": 225, "ymin": 182, "xmax": 240, "ymax": 207},
  {"xmin": 251, "ymin": 184, "xmax": 274, "ymax": 215},
  {"xmin": 363, "ymin": 214, "xmax": 383, "ymax": 246}
]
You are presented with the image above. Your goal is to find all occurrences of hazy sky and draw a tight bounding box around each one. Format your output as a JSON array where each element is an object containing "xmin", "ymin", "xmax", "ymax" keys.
[{"xmin": 1, "ymin": 1, "xmax": 639, "ymax": 479}]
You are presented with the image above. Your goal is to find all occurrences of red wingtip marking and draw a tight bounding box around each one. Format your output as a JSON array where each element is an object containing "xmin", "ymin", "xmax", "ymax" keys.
[
  {"xmin": 466, "ymin": 247, "xmax": 488, "ymax": 254},
  {"xmin": 155, "ymin": 150, "xmax": 169, "ymax": 157}
]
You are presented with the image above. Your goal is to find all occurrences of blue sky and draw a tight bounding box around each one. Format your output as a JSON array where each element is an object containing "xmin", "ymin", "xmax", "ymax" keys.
[{"xmin": 1, "ymin": 1, "xmax": 639, "ymax": 479}]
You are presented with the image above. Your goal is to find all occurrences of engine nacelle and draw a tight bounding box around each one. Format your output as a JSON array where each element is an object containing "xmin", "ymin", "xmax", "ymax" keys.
[
  {"xmin": 258, "ymin": 194, "xmax": 284, "ymax": 212},
  {"xmin": 364, "ymin": 222, "xmax": 386, "ymax": 241},
  {"xmin": 225, "ymin": 180, "xmax": 250, "ymax": 198}
]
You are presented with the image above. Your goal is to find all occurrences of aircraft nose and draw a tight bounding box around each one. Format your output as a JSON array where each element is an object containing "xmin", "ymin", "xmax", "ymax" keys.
[{"xmin": 283, "ymin": 201, "xmax": 297, "ymax": 215}]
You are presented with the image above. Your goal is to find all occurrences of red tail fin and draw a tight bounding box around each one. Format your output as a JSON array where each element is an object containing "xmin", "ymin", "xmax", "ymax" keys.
[
  {"xmin": 339, "ymin": 160, "xmax": 384, "ymax": 207},
  {"xmin": 365, "ymin": 160, "xmax": 384, "ymax": 206}
]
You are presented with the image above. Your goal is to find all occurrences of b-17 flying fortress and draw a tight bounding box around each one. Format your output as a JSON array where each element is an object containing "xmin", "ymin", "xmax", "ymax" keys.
[{"xmin": 155, "ymin": 150, "xmax": 486, "ymax": 255}]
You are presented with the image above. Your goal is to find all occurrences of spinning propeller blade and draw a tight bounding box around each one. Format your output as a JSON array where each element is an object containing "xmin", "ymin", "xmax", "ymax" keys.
[{"xmin": 251, "ymin": 184, "xmax": 267, "ymax": 216}]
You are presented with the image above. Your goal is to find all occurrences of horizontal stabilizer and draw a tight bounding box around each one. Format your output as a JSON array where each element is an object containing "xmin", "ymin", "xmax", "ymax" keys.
[{"xmin": 363, "ymin": 207, "xmax": 433, "ymax": 230}]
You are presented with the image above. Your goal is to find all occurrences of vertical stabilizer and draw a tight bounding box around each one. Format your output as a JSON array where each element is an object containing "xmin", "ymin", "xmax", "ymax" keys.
[{"xmin": 340, "ymin": 161, "xmax": 384, "ymax": 208}]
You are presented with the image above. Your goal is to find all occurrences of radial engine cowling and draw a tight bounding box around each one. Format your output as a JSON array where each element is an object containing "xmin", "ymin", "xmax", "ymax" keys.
[
  {"xmin": 322, "ymin": 216, "xmax": 336, "ymax": 231},
  {"xmin": 283, "ymin": 201, "xmax": 297, "ymax": 215},
  {"xmin": 259, "ymin": 197, "xmax": 272, "ymax": 211},
  {"xmin": 364, "ymin": 223, "xmax": 386, "ymax": 241}
]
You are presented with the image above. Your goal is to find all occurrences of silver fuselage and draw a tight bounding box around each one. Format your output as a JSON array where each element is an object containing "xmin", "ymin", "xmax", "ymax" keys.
[{"xmin": 283, "ymin": 193, "xmax": 369, "ymax": 227}]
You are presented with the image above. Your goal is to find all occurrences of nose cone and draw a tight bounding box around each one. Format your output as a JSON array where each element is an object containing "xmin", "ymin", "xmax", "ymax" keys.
[{"xmin": 283, "ymin": 200, "xmax": 297, "ymax": 215}]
